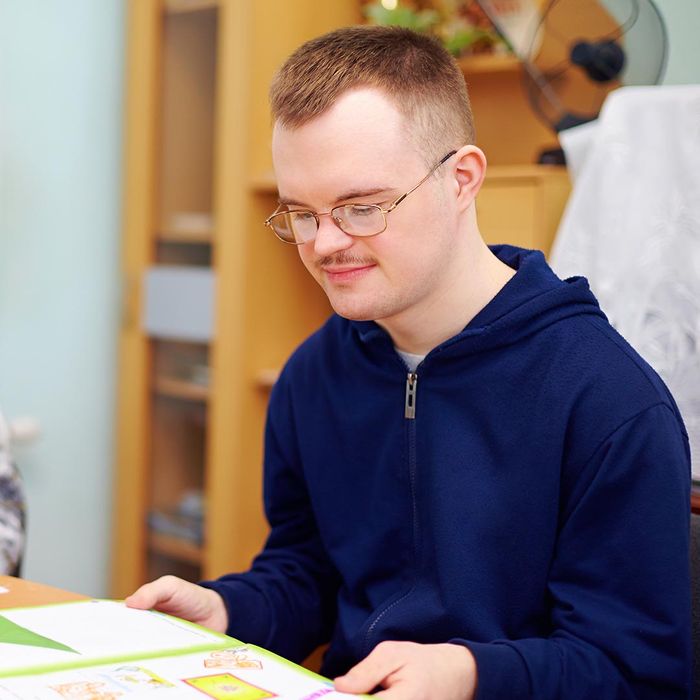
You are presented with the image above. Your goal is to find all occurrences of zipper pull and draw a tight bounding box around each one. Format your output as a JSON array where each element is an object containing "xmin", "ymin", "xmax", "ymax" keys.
[{"xmin": 404, "ymin": 372, "xmax": 418, "ymax": 419}]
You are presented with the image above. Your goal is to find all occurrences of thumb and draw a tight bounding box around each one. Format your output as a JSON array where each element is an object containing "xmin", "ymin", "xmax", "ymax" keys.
[
  {"xmin": 334, "ymin": 645, "xmax": 401, "ymax": 694},
  {"xmin": 124, "ymin": 575, "xmax": 190, "ymax": 613},
  {"xmin": 124, "ymin": 576, "xmax": 228, "ymax": 632},
  {"xmin": 124, "ymin": 582, "xmax": 166, "ymax": 610}
]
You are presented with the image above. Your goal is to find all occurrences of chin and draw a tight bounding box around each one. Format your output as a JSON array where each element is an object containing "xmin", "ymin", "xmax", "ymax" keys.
[
  {"xmin": 330, "ymin": 305, "xmax": 377, "ymax": 322},
  {"xmin": 329, "ymin": 296, "xmax": 405, "ymax": 323},
  {"xmin": 326, "ymin": 296, "xmax": 377, "ymax": 322},
  {"xmin": 324, "ymin": 285, "xmax": 404, "ymax": 322}
]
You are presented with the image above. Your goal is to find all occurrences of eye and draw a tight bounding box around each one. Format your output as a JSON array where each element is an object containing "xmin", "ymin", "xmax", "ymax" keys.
[
  {"xmin": 290, "ymin": 210, "xmax": 316, "ymax": 222},
  {"xmin": 348, "ymin": 204, "xmax": 379, "ymax": 217}
]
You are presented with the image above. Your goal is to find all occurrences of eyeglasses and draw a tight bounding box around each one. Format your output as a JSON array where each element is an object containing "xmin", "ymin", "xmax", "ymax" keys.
[{"xmin": 264, "ymin": 150, "xmax": 457, "ymax": 245}]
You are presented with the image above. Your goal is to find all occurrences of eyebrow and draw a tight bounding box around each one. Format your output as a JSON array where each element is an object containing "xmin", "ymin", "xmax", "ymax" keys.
[{"xmin": 278, "ymin": 186, "xmax": 395, "ymax": 208}]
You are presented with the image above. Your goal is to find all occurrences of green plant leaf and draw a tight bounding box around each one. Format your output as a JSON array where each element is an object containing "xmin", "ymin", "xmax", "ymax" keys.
[
  {"xmin": 443, "ymin": 27, "xmax": 495, "ymax": 55},
  {"xmin": 364, "ymin": 4, "xmax": 440, "ymax": 33}
]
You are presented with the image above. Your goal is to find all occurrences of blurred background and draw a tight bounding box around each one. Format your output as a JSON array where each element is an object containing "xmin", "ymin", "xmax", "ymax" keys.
[{"xmin": 0, "ymin": 0, "xmax": 698, "ymax": 598}]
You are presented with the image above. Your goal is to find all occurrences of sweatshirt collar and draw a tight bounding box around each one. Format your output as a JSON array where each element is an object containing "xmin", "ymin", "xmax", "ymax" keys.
[{"xmin": 350, "ymin": 245, "xmax": 602, "ymax": 357}]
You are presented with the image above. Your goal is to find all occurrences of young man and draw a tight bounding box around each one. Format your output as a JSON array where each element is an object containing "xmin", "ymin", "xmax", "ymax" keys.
[{"xmin": 127, "ymin": 26, "xmax": 691, "ymax": 699}]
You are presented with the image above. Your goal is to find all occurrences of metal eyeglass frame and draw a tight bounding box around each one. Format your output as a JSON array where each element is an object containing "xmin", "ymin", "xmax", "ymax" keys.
[{"xmin": 264, "ymin": 149, "xmax": 458, "ymax": 245}]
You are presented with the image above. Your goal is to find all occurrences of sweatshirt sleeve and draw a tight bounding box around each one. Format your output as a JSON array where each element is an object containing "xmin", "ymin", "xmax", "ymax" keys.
[
  {"xmin": 201, "ymin": 370, "xmax": 341, "ymax": 663},
  {"xmin": 453, "ymin": 403, "xmax": 692, "ymax": 700}
]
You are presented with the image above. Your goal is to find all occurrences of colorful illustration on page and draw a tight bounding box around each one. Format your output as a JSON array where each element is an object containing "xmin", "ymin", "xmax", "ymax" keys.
[
  {"xmin": 184, "ymin": 673, "xmax": 276, "ymax": 700},
  {"xmin": 101, "ymin": 666, "xmax": 173, "ymax": 691},
  {"xmin": 49, "ymin": 681, "xmax": 122, "ymax": 700},
  {"xmin": 204, "ymin": 648, "xmax": 263, "ymax": 670}
]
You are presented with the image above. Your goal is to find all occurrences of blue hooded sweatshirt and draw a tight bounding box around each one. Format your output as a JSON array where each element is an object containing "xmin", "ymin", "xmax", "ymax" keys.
[{"xmin": 203, "ymin": 246, "xmax": 691, "ymax": 699}]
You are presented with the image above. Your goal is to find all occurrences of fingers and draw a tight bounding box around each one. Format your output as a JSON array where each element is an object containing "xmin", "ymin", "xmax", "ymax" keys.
[
  {"xmin": 124, "ymin": 575, "xmax": 186, "ymax": 611},
  {"xmin": 124, "ymin": 576, "xmax": 228, "ymax": 633},
  {"xmin": 334, "ymin": 641, "xmax": 409, "ymax": 694},
  {"xmin": 335, "ymin": 642, "xmax": 477, "ymax": 700}
]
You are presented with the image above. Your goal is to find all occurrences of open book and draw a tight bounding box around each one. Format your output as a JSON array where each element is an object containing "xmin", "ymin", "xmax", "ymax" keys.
[{"xmin": 0, "ymin": 599, "xmax": 365, "ymax": 699}]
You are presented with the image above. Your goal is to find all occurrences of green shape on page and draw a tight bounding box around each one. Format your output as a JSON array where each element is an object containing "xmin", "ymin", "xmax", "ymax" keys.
[{"xmin": 0, "ymin": 615, "xmax": 78, "ymax": 654}]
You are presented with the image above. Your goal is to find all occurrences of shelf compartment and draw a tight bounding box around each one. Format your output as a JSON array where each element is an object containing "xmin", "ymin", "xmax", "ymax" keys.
[
  {"xmin": 149, "ymin": 396, "xmax": 207, "ymax": 518},
  {"xmin": 156, "ymin": 240, "xmax": 212, "ymax": 267},
  {"xmin": 158, "ymin": 7, "xmax": 218, "ymax": 235},
  {"xmin": 152, "ymin": 340, "xmax": 210, "ymax": 388}
]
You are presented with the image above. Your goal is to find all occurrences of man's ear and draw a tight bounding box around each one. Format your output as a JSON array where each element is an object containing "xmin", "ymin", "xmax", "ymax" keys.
[{"xmin": 452, "ymin": 145, "xmax": 487, "ymax": 212}]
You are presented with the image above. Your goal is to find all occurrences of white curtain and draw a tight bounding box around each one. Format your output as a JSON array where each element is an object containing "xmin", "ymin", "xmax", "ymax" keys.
[{"xmin": 550, "ymin": 85, "xmax": 700, "ymax": 478}]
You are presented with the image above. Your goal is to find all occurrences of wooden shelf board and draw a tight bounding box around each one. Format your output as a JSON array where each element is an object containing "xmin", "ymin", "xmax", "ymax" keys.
[
  {"xmin": 148, "ymin": 531, "xmax": 203, "ymax": 565},
  {"xmin": 158, "ymin": 228, "xmax": 214, "ymax": 244},
  {"xmin": 256, "ymin": 369, "xmax": 280, "ymax": 390},
  {"xmin": 154, "ymin": 377, "xmax": 210, "ymax": 402},
  {"xmin": 485, "ymin": 164, "xmax": 569, "ymax": 182},
  {"xmin": 459, "ymin": 52, "xmax": 520, "ymax": 75},
  {"xmin": 249, "ymin": 171, "xmax": 278, "ymax": 194},
  {"xmin": 164, "ymin": 0, "xmax": 219, "ymax": 14}
]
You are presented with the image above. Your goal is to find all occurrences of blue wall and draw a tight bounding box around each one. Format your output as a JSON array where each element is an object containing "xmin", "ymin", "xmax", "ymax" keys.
[{"xmin": 0, "ymin": 2, "xmax": 124, "ymax": 596}]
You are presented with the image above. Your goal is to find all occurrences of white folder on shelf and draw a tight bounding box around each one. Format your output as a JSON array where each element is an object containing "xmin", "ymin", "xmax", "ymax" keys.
[{"xmin": 143, "ymin": 266, "xmax": 216, "ymax": 342}]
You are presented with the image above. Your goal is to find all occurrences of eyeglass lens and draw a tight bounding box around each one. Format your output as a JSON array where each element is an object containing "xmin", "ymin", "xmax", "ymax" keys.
[
  {"xmin": 270, "ymin": 204, "xmax": 386, "ymax": 243},
  {"xmin": 335, "ymin": 205, "xmax": 385, "ymax": 236}
]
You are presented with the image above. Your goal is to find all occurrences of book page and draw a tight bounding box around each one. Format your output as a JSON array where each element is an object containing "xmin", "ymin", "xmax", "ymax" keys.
[
  {"xmin": 0, "ymin": 644, "xmax": 359, "ymax": 699},
  {"xmin": 0, "ymin": 600, "xmax": 233, "ymax": 676}
]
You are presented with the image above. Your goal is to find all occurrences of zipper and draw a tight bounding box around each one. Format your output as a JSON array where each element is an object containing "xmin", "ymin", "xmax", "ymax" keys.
[
  {"xmin": 404, "ymin": 372, "xmax": 418, "ymax": 419},
  {"xmin": 363, "ymin": 371, "xmax": 420, "ymax": 656}
]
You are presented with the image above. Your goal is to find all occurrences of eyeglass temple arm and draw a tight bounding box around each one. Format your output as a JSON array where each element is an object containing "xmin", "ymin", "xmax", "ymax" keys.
[
  {"xmin": 386, "ymin": 150, "xmax": 458, "ymax": 211},
  {"xmin": 265, "ymin": 149, "xmax": 459, "ymax": 219}
]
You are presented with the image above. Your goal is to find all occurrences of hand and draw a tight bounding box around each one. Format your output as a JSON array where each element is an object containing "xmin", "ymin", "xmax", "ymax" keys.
[
  {"xmin": 334, "ymin": 641, "xmax": 477, "ymax": 700},
  {"xmin": 124, "ymin": 575, "xmax": 229, "ymax": 633}
]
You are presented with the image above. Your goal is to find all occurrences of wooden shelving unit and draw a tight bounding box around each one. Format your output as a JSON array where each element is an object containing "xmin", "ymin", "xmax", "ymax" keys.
[{"xmin": 111, "ymin": 0, "xmax": 360, "ymax": 600}]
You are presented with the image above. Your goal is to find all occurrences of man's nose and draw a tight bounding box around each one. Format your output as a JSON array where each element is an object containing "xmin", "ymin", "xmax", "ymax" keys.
[{"xmin": 313, "ymin": 213, "xmax": 354, "ymax": 257}]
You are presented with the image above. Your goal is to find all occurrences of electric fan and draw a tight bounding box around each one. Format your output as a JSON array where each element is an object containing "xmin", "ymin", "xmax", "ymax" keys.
[{"xmin": 475, "ymin": 0, "xmax": 668, "ymax": 161}]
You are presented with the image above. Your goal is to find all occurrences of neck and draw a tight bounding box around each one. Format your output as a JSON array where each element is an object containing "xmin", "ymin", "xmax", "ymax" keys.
[{"xmin": 378, "ymin": 230, "xmax": 515, "ymax": 355}]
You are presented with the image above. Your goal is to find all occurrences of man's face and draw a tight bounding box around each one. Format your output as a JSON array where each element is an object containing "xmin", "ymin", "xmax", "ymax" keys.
[{"xmin": 271, "ymin": 88, "xmax": 460, "ymax": 328}]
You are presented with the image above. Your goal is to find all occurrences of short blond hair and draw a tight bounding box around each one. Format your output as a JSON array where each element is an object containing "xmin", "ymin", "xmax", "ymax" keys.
[{"xmin": 270, "ymin": 25, "xmax": 475, "ymax": 163}]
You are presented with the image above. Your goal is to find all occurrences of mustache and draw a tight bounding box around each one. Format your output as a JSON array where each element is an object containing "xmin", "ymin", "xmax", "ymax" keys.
[{"xmin": 318, "ymin": 253, "xmax": 377, "ymax": 267}]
